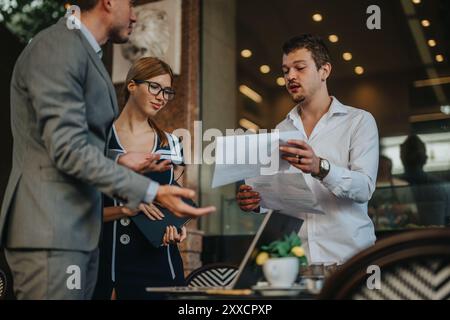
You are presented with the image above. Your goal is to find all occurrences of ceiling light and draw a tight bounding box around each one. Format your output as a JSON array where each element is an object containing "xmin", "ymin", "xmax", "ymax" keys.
[
  {"xmin": 239, "ymin": 85, "xmax": 263, "ymax": 103},
  {"xmin": 260, "ymin": 65, "xmax": 270, "ymax": 74},
  {"xmin": 342, "ymin": 52, "xmax": 353, "ymax": 61},
  {"xmin": 328, "ymin": 34, "xmax": 339, "ymax": 43},
  {"xmin": 412, "ymin": 0, "xmax": 421, "ymax": 4},
  {"xmin": 427, "ymin": 39, "xmax": 437, "ymax": 47},
  {"xmin": 241, "ymin": 49, "xmax": 252, "ymax": 58},
  {"xmin": 354, "ymin": 66, "xmax": 364, "ymax": 75},
  {"xmin": 410, "ymin": 113, "xmax": 450, "ymax": 122},
  {"xmin": 276, "ymin": 77, "xmax": 286, "ymax": 86},
  {"xmin": 421, "ymin": 19, "xmax": 430, "ymax": 27},
  {"xmin": 312, "ymin": 14, "xmax": 323, "ymax": 22},
  {"xmin": 414, "ymin": 76, "xmax": 450, "ymax": 88},
  {"xmin": 435, "ymin": 54, "xmax": 444, "ymax": 63}
]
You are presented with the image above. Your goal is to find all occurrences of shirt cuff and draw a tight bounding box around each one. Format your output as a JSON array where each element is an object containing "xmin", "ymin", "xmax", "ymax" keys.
[
  {"xmin": 144, "ymin": 181, "xmax": 160, "ymax": 203},
  {"xmin": 108, "ymin": 149, "xmax": 125, "ymax": 163},
  {"xmin": 321, "ymin": 162, "xmax": 347, "ymax": 193},
  {"xmin": 257, "ymin": 207, "xmax": 270, "ymax": 214}
]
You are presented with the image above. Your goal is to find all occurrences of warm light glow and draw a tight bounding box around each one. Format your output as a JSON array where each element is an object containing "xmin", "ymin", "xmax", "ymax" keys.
[
  {"xmin": 239, "ymin": 85, "xmax": 263, "ymax": 103},
  {"xmin": 260, "ymin": 65, "xmax": 271, "ymax": 74},
  {"xmin": 436, "ymin": 54, "xmax": 444, "ymax": 63},
  {"xmin": 421, "ymin": 19, "xmax": 430, "ymax": 27},
  {"xmin": 427, "ymin": 39, "xmax": 437, "ymax": 47},
  {"xmin": 328, "ymin": 34, "xmax": 339, "ymax": 43},
  {"xmin": 276, "ymin": 77, "xmax": 286, "ymax": 86},
  {"xmin": 412, "ymin": 0, "xmax": 421, "ymax": 4},
  {"xmin": 354, "ymin": 66, "xmax": 364, "ymax": 75},
  {"xmin": 342, "ymin": 52, "xmax": 353, "ymax": 61},
  {"xmin": 312, "ymin": 14, "xmax": 323, "ymax": 22},
  {"xmin": 241, "ymin": 49, "xmax": 252, "ymax": 58},
  {"xmin": 414, "ymin": 76, "xmax": 450, "ymax": 88},
  {"xmin": 239, "ymin": 118, "xmax": 260, "ymax": 132}
]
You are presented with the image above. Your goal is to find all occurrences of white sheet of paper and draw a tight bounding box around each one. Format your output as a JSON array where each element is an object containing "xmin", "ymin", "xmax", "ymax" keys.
[
  {"xmin": 211, "ymin": 131, "xmax": 303, "ymax": 188},
  {"xmin": 246, "ymin": 172, "xmax": 324, "ymax": 216}
]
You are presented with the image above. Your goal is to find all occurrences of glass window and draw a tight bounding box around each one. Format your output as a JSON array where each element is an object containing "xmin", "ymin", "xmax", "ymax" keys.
[{"xmin": 200, "ymin": 0, "xmax": 450, "ymax": 236}]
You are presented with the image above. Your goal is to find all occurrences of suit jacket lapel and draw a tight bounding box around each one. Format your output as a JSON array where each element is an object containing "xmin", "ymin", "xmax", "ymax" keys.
[{"xmin": 75, "ymin": 29, "xmax": 119, "ymax": 116}]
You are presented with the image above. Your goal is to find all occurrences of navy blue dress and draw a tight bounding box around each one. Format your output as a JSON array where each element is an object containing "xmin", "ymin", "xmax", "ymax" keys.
[{"xmin": 94, "ymin": 126, "xmax": 186, "ymax": 300}]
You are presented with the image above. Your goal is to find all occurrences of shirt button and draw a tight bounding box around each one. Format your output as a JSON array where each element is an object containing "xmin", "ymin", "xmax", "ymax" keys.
[
  {"xmin": 120, "ymin": 218, "xmax": 131, "ymax": 227},
  {"xmin": 120, "ymin": 234, "xmax": 130, "ymax": 245}
]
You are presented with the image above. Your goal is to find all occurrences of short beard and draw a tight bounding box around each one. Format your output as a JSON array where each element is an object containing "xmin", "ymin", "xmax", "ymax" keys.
[
  {"xmin": 293, "ymin": 95, "xmax": 306, "ymax": 104},
  {"xmin": 109, "ymin": 26, "xmax": 130, "ymax": 44}
]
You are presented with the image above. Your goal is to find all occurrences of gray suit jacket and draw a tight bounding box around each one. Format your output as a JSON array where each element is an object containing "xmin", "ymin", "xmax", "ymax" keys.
[{"xmin": 0, "ymin": 18, "xmax": 153, "ymax": 251}]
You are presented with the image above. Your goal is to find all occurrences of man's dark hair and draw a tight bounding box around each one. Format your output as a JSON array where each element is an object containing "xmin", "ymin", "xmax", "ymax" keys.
[
  {"xmin": 282, "ymin": 34, "xmax": 331, "ymax": 69},
  {"xmin": 72, "ymin": 0, "xmax": 100, "ymax": 12}
]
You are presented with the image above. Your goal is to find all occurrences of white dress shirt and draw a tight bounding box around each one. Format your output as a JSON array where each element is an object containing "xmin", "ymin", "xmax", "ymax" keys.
[{"xmin": 275, "ymin": 97, "xmax": 379, "ymax": 264}]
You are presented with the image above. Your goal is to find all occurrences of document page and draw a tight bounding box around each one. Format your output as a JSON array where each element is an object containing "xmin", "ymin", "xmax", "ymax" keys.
[
  {"xmin": 246, "ymin": 172, "xmax": 324, "ymax": 216},
  {"xmin": 211, "ymin": 131, "xmax": 302, "ymax": 188}
]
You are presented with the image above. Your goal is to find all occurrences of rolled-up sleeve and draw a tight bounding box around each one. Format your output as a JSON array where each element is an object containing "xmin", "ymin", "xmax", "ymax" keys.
[{"xmin": 321, "ymin": 112, "xmax": 379, "ymax": 204}]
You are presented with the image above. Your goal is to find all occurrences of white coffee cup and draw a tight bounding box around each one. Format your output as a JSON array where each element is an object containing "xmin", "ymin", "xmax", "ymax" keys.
[{"xmin": 263, "ymin": 257, "xmax": 299, "ymax": 287}]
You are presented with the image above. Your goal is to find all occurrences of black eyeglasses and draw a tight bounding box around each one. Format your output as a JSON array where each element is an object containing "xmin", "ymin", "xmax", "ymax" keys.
[{"xmin": 133, "ymin": 80, "xmax": 176, "ymax": 101}]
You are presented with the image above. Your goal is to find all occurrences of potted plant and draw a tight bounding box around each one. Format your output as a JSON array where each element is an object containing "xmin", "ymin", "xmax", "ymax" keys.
[{"xmin": 255, "ymin": 232, "xmax": 307, "ymax": 287}]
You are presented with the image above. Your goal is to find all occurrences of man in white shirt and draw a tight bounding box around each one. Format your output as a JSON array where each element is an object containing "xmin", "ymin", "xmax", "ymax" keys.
[{"xmin": 237, "ymin": 34, "xmax": 379, "ymax": 265}]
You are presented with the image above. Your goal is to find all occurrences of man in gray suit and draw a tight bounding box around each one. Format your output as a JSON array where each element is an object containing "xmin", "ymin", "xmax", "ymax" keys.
[{"xmin": 0, "ymin": 0, "xmax": 215, "ymax": 300}]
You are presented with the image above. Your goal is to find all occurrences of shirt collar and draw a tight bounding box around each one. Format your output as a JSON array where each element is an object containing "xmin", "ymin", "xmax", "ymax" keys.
[
  {"xmin": 328, "ymin": 96, "xmax": 348, "ymax": 116},
  {"xmin": 78, "ymin": 19, "xmax": 103, "ymax": 59},
  {"xmin": 286, "ymin": 96, "xmax": 348, "ymax": 123}
]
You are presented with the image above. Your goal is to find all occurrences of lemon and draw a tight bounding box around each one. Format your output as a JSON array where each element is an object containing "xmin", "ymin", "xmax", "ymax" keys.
[
  {"xmin": 291, "ymin": 246, "xmax": 305, "ymax": 257},
  {"xmin": 256, "ymin": 252, "xmax": 269, "ymax": 265}
]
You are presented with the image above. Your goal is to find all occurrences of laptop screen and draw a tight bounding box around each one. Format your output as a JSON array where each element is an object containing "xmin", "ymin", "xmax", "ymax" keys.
[{"xmin": 230, "ymin": 210, "xmax": 304, "ymax": 289}]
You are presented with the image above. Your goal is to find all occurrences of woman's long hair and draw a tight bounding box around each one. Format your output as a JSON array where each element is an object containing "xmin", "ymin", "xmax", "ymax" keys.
[{"xmin": 122, "ymin": 57, "xmax": 174, "ymax": 147}]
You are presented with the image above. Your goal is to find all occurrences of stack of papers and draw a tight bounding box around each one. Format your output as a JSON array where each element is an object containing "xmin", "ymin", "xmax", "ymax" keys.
[{"xmin": 211, "ymin": 131, "xmax": 324, "ymax": 216}]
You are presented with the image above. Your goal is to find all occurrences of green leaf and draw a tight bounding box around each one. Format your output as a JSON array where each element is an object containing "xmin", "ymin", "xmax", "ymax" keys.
[{"xmin": 276, "ymin": 242, "xmax": 290, "ymax": 256}]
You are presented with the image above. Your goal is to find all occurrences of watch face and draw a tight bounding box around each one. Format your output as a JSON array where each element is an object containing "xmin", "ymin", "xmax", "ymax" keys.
[{"xmin": 321, "ymin": 159, "xmax": 330, "ymax": 171}]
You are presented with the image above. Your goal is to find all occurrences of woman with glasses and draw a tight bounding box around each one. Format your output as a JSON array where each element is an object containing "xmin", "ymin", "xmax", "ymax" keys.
[{"xmin": 93, "ymin": 57, "xmax": 188, "ymax": 300}]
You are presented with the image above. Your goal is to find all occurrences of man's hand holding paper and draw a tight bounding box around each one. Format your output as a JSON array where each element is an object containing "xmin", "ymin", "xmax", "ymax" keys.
[{"xmin": 245, "ymin": 172, "xmax": 324, "ymax": 217}]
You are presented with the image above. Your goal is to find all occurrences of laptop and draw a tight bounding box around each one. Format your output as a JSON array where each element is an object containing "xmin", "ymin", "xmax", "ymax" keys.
[{"xmin": 145, "ymin": 210, "xmax": 303, "ymax": 294}]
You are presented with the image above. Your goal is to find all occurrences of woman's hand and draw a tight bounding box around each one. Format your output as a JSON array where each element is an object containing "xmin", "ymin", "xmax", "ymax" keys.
[
  {"xmin": 120, "ymin": 206, "xmax": 140, "ymax": 217},
  {"xmin": 162, "ymin": 226, "xmax": 187, "ymax": 246},
  {"xmin": 147, "ymin": 157, "xmax": 173, "ymax": 173},
  {"xmin": 139, "ymin": 203, "xmax": 165, "ymax": 221}
]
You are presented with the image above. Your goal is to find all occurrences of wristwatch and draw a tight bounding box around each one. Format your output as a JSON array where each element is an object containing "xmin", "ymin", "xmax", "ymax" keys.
[{"xmin": 311, "ymin": 158, "xmax": 330, "ymax": 180}]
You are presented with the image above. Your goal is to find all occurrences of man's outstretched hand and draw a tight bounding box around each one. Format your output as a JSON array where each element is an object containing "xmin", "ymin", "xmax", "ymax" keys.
[{"xmin": 155, "ymin": 185, "xmax": 216, "ymax": 218}]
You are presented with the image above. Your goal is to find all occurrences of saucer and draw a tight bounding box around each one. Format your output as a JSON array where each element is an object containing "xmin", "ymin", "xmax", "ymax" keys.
[{"xmin": 251, "ymin": 283, "xmax": 305, "ymax": 297}]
